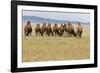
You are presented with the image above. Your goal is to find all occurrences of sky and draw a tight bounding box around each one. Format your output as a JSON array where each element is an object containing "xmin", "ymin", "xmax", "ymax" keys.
[{"xmin": 22, "ymin": 10, "xmax": 90, "ymax": 23}]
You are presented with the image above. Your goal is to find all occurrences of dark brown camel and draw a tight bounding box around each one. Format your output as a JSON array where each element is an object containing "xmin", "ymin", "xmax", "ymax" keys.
[
  {"xmin": 67, "ymin": 22, "xmax": 77, "ymax": 37},
  {"xmin": 24, "ymin": 21, "xmax": 32, "ymax": 36},
  {"xmin": 53, "ymin": 24, "xmax": 59, "ymax": 36},
  {"xmin": 35, "ymin": 24, "xmax": 41, "ymax": 36},
  {"xmin": 59, "ymin": 24, "xmax": 64, "ymax": 36},
  {"xmin": 46, "ymin": 23, "xmax": 53, "ymax": 36},
  {"xmin": 63, "ymin": 24, "xmax": 69, "ymax": 36},
  {"xmin": 41, "ymin": 23, "xmax": 47, "ymax": 37},
  {"xmin": 76, "ymin": 22, "xmax": 82, "ymax": 38}
]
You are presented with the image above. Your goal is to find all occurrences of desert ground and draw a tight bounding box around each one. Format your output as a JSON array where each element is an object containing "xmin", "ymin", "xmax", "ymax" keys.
[{"xmin": 22, "ymin": 23, "xmax": 90, "ymax": 62}]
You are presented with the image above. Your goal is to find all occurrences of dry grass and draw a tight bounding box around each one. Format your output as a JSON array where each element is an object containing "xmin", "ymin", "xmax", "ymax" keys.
[{"xmin": 22, "ymin": 24, "xmax": 90, "ymax": 62}]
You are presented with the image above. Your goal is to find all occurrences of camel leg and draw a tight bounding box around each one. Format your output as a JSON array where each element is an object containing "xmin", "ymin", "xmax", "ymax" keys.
[
  {"xmin": 79, "ymin": 32, "xmax": 82, "ymax": 38},
  {"xmin": 35, "ymin": 31, "xmax": 37, "ymax": 37},
  {"xmin": 55, "ymin": 32, "xmax": 57, "ymax": 37},
  {"xmin": 41, "ymin": 32, "xmax": 44, "ymax": 37},
  {"xmin": 30, "ymin": 32, "xmax": 32, "ymax": 36},
  {"xmin": 51, "ymin": 31, "xmax": 53, "ymax": 37},
  {"xmin": 66, "ymin": 32, "xmax": 68, "ymax": 37},
  {"xmin": 53, "ymin": 32, "xmax": 55, "ymax": 37}
]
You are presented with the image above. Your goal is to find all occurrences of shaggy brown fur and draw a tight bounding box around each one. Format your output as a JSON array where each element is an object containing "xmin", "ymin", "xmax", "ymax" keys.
[
  {"xmin": 59, "ymin": 24, "xmax": 64, "ymax": 36},
  {"xmin": 67, "ymin": 22, "xmax": 77, "ymax": 37},
  {"xmin": 35, "ymin": 24, "xmax": 41, "ymax": 36},
  {"xmin": 63, "ymin": 24, "xmax": 69, "ymax": 36},
  {"xmin": 41, "ymin": 23, "xmax": 47, "ymax": 37},
  {"xmin": 24, "ymin": 21, "xmax": 32, "ymax": 36},
  {"xmin": 53, "ymin": 24, "xmax": 59, "ymax": 36},
  {"xmin": 76, "ymin": 22, "xmax": 82, "ymax": 38},
  {"xmin": 46, "ymin": 23, "xmax": 53, "ymax": 36}
]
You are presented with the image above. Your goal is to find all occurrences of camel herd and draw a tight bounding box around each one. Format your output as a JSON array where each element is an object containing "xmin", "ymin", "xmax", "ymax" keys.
[{"xmin": 24, "ymin": 21, "xmax": 82, "ymax": 38}]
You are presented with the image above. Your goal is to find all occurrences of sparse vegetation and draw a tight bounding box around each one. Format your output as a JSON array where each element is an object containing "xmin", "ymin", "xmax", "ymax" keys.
[{"xmin": 22, "ymin": 24, "xmax": 90, "ymax": 62}]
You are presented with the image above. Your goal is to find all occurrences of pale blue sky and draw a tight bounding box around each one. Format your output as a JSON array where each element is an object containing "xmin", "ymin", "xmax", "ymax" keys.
[{"xmin": 23, "ymin": 10, "xmax": 90, "ymax": 23}]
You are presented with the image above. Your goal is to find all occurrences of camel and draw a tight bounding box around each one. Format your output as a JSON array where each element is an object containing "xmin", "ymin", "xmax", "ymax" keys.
[
  {"xmin": 24, "ymin": 21, "xmax": 32, "ymax": 36},
  {"xmin": 59, "ymin": 24, "xmax": 64, "ymax": 36},
  {"xmin": 35, "ymin": 24, "xmax": 41, "ymax": 37},
  {"xmin": 46, "ymin": 23, "xmax": 53, "ymax": 36},
  {"xmin": 41, "ymin": 23, "xmax": 47, "ymax": 37},
  {"xmin": 76, "ymin": 22, "xmax": 82, "ymax": 38},
  {"xmin": 53, "ymin": 24, "xmax": 59, "ymax": 36}
]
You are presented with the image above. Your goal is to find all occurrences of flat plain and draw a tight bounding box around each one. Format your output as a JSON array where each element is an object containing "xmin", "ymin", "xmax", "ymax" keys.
[{"xmin": 22, "ymin": 24, "xmax": 90, "ymax": 62}]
